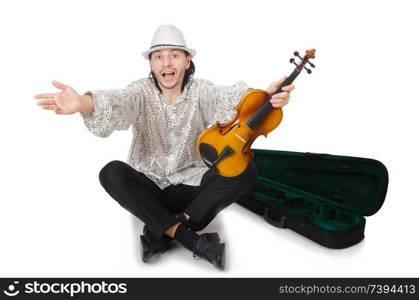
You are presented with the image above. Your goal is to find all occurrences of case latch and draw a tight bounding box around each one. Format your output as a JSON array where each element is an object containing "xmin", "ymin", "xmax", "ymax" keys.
[{"xmin": 264, "ymin": 207, "xmax": 288, "ymax": 229}]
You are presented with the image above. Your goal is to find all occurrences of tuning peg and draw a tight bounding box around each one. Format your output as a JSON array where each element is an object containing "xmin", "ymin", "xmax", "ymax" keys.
[
  {"xmin": 304, "ymin": 66, "xmax": 312, "ymax": 74},
  {"xmin": 290, "ymin": 58, "xmax": 299, "ymax": 68},
  {"xmin": 294, "ymin": 51, "xmax": 303, "ymax": 60},
  {"xmin": 295, "ymin": 50, "xmax": 316, "ymax": 68}
]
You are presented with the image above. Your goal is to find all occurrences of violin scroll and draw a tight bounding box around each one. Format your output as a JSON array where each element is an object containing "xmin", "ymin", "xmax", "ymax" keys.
[{"xmin": 291, "ymin": 49, "xmax": 316, "ymax": 74}]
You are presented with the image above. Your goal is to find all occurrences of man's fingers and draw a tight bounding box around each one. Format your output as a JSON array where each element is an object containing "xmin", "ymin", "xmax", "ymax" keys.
[
  {"xmin": 271, "ymin": 92, "xmax": 289, "ymax": 99},
  {"xmin": 34, "ymin": 93, "xmax": 54, "ymax": 99},
  {"xmin": 281, "ymin": 84, "xmax": 295, "ymax": 92},
  {"xmin": 41, "ymin": 105, "xmax": 57, "ymax": 110},
  {"xmin": 51, "ymin": 80, "xmax": 67, "ymax": 91},
  {"xmin": 36, "ymin": 100, "xmax": 56, "ymax": 106},
  {"xmin": 270, "ymin": 99, "xmax": 289, "ymax": 108},
  {"xmin": 274, "ymin": 76, "xmax": 287, "ymax": 86}
]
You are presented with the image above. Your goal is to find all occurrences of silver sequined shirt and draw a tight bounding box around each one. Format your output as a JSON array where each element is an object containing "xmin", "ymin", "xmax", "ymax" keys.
[{"xmin": 80, "ymin": 77, "xmax": 248, "ymax": 189}]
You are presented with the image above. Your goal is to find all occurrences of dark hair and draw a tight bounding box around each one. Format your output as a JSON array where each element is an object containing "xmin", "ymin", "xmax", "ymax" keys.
[{"xmin": 149, "ymin": 50, "xmax": 195, "ymax": 93}]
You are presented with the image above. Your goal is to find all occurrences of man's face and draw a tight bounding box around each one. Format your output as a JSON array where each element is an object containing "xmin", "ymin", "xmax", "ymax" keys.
[{"xmin": 150, "ymin": 49, "xmax": 191, "ymax": 91}]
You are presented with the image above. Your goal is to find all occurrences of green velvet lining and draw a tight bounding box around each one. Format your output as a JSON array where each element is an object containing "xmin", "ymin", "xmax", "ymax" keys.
[
  {"xmin": 246, "ymin": 149, "xmax": 387, "ymax": 232},
  {"xmin": 252, "ymin": 176, "xmax": 364, "ymax": 232},
  {"xmin": 251, "ymin": 149, "xmax": 388, "ymax": 215}
]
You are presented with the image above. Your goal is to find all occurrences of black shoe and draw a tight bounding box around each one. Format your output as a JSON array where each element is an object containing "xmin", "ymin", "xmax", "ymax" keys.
[
  {"xmin": 193, "ymin": 234, "xmax": 225, "ymax": 270},
  {"xmin": 140, "ymin": 226, "xmax": 175, "ymax": 263},
  {"xmin": 174, "ymin": 214, "xmax": 220, "ymax": 244},
  {"xmin": 200, "ymin": 232, "xmax": 220, "ymax": 243}
]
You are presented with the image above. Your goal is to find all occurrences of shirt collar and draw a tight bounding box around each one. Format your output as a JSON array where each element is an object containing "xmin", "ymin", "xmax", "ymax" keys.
[{"xmin": 155, "ymin": 77, "xmax": 194, "ymax": 105}]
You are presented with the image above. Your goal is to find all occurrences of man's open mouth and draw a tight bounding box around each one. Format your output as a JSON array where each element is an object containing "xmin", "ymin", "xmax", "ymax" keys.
[{"xmin": 162, "ymin": 71, "xmax": 175, "ymax": 78}]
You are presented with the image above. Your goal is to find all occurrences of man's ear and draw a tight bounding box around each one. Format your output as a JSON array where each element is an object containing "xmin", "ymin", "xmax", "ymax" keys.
[{"xmin": 186, "ymin": 55, "xmax": 191, "ymax": 69}]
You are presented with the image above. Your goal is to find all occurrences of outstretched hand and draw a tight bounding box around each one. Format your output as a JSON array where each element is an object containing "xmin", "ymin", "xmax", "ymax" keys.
[
  {"xmin": 266, "ymin": 76, "xmax": 295, "ymax": 108},
  {"xmin": 34, "ymin": 80, "xmax": 82, "ymax": 115}
]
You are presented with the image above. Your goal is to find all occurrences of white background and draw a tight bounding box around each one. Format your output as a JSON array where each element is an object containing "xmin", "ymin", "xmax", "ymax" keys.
[{"xmin": 0, "ymin": 0, "xmax": 418, "ymax": 277}]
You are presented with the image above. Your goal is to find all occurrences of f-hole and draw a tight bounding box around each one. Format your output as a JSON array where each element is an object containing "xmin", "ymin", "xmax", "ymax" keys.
[{"xmin": 219, "ymin": 122, "xmax": 240, "ymax": 135}]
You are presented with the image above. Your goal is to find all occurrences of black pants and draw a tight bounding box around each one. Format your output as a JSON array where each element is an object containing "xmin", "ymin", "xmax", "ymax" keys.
[{"xmin": 98, "ymin": 160, "xmax": 258, "ymax": 240}]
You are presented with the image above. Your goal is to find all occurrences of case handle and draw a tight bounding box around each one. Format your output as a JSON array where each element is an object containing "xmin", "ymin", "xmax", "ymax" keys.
[{"xmin": 264, "ymin": 207, "xmax": 288, "ymax": 228}]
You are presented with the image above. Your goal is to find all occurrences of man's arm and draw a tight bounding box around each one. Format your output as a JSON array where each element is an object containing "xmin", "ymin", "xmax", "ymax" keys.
[
  {"xmin": 35, "ymin": 79, "xmax": 145, "ymax": 138},
  {"xmin": 79, "ymin": 81, "xmax": 145, "ymax": 138},
  {"xmin": 79, "ymin": 94, "xmax": 94, "ymax": 113},
  {"xmin": 199, "ymin": 79, "xmax": 249, "ymax": 128},
  {"xmin": 35, "ymin": 80, "xmax": 89, "ymax": 115}
]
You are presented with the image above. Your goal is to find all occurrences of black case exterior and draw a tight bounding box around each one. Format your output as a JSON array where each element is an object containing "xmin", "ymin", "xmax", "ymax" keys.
[{"xmin": 237, "ymin": 149, "xmax": 389, "ymax": 249}]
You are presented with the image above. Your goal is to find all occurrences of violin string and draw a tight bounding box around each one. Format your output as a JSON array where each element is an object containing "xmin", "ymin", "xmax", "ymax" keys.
[
  {"xmin": 248, "ymin": 67, "xmax": 302, "ymax": 129},
  {"xmin": 249, "ymin": 104, "xmax": 263, "ymax": 128},
  {"xmin": 252, "ymin": 68, "xmax": 302, "ymax": 128},
  {"xmin": 250, "ymin": 100, "xmax": 272, "ymax": 129},
  {"xmin": 256, "ymin": 102, "xmax": 270, "ymax": 128}
]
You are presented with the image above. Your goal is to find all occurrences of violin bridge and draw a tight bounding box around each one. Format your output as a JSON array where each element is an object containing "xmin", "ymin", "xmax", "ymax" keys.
[{"xmin": 234, "ymin": 133, "xmax": 247, "ymax": 144}]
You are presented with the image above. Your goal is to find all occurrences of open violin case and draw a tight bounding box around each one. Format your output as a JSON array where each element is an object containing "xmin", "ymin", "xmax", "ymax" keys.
[{"xmin": 236, "ymin": 148, "xmax": 389, "ymax": 248}]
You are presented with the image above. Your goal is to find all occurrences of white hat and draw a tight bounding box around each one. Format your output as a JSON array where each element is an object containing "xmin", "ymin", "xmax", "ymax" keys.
[{"xmin": 142, "ymin": 25, "xmax": 196, "ymax": 60}]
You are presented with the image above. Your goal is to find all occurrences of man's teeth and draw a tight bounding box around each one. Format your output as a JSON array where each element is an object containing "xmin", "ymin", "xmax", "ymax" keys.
[{"xmin": 163, "ymin": 72, "xmax": 175, "ymax": 77}]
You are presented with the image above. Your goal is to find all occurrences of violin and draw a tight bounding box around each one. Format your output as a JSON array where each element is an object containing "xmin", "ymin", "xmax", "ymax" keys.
[{"xmin": 197, "ymin": 49, "xmax": 316, "ymax": 177}]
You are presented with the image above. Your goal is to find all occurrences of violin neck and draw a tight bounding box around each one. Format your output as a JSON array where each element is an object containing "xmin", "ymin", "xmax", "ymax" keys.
[
  {"xmin": 272, "ymin": 68, "xmax": 301, "ymax": 96},
  {"xmin": 246, "ymin": 68, "xmax": 301, "ymax": 130}
]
